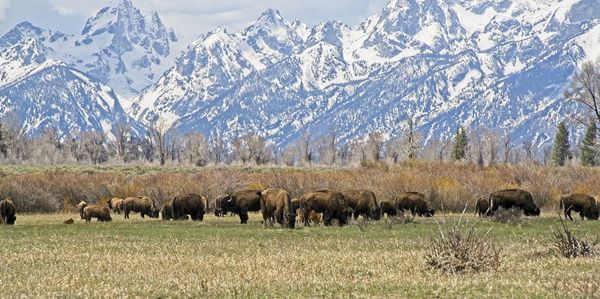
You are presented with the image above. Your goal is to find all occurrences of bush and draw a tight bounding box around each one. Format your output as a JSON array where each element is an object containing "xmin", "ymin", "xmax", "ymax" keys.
[
  {"xmin": 425, "ymin": 216, "xmax": 500, "ymax": 274},
  {"xmin": 552, "ymin": 217, "xmax": 598, "ymax": 258},
  {"xmin": 492, "ymin": 207, "xmax": 524, "ymax": 224}
]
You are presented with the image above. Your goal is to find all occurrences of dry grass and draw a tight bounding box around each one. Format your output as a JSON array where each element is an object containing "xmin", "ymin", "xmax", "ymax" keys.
[
  {"xmin": 2, "ymin": 162, "xmax": 600, "ymax": 215},
  {"xmin": 0, "ymin": 213, "xmax": 599, "ymax": 297}
]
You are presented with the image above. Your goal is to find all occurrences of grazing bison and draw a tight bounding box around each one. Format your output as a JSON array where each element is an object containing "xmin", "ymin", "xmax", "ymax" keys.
[
  {"xmin": 82, "ymin": 205, "xmax": 112, "ymax": 223},
  {"xmin": 123, "ymin": 197, "xmax": 159, "ymax": 219},
  {"xmin": 560, "ymin": 194, "xmax": 599, "ymax": 221},
  {"xmin": 213, "ymin": 194, "xmax": 231, "ymax": 217},
  {"xmin": 475, "ymin": 198, "xmax": 492, "ymax": 217},
  {"xmin": 260, "ymin": 188, "xmax": 295, "ymax": 228},
  {"xmin": 489, "ymin": 189, "xmax": 540, "ymax": 216},
  {"xmin": 342, "ymin": 190, "xmax": 382, "ymax": 220},
  {"xmin": 214, "ymin": 190, "xmax": 262, "ymax": 224},
  {"xmin": 77, "ymin": 201, "xmax": 88, "ymax": 219},
  {"xmin": 396, "ymin": 192, "xmax": 435, "ymax": 217},
  {"xmin": 0, "ymin": 199, "xmax": 17, "ymax": 225},
  {"xmin": 171, "ymin": 193, "xmax": 208, "ymax": 221},
  {"xmin": 108, "ymin": 198, "xmax": 125, "ymax": 214},
  {"xmin": 300, "ymin": 190, "xmax": 351, "ymax": 227},
  {"xmin": 161, "ymin": 200, "xmax": 189, "ymax": 221},
  {"xmin": 379, "ymin": 199, "xmax": 399, "ymax": 217}
]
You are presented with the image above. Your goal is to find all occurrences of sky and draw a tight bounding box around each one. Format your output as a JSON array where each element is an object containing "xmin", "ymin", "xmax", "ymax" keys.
[{"xmin": 0, "ymin": 0, "xmax": 389, "ymax": 42}]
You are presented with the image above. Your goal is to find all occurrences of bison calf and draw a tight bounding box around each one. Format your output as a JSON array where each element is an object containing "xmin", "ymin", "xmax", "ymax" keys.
[
  {"xmin": 108, "ymin": 198, "xmax": 125, "ymax": 214},
  {"xmin": 83, "ymin": 205, "xmax": 112, "ymax": 223},
  {"xmin": 560, "ymin": 194, "xmax": 599, "ymax": 220},
  {"xmin": 0, "ymin": 199, "xmax": 17, "ymax": 225}
]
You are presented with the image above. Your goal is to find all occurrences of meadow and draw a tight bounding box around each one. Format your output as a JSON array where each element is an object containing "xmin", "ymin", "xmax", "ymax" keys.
[
  {"xmin": 0, "ymin": 213, "xmax": 599, "ymax": 298},
  {"xmin": 1, "ymin": 163, "xmax": 600, "ymax": 297}
]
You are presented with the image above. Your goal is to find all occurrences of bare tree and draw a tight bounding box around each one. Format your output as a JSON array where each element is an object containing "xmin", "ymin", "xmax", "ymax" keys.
[
  {"xmin": 149, "ymin": 119, "xmax": 171, "ymax": 166},
  {"xmin": 503, "ymin": 135, "xmax": 513, "ymax": 164},
  {"xmin": 112, "ymin": 123, "xmax": 132, "ymax": 163},
  {"xmin": 208, "ymin": 132, "xmax": 226, "ymax": 165},
  {"xmin": 182, "ymin": 130, "xmax": 208, "ymax": 166},
  {"xmin": 81, "ymin": 130, "xmax": 107, "ymax": 165},
  {"xmin": 299, "ymin": 132, "xmax": 313, "ymax": 166},
  {"xmin": 522, "ymin": 141, "xmax": 534, "ymax": 164},
  {"xmin": 367, "ymin": 131, "xmax": 385, "ymax": 161},
  {"xmin": 484, "ymin": 129, "xmax": 500, "ymax": 166},
  {"xmin": 565, "ymin": 61, "xmax": 600, "ymax": 123},
  {"xmin": 404, "ymin": 118, "xmax": 420, "ymax": 159}
]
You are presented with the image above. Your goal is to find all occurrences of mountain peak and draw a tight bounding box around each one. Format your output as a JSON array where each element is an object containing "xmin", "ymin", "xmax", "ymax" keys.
[{"xmin": 258, "ymin": 8, "xmax": 285, "ymax": 24}]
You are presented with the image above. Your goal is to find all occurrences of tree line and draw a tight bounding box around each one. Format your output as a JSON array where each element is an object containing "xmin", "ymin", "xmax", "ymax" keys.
[{"xmin": 0, "ymin": 61, "xmax": 597, "ymax": 167}]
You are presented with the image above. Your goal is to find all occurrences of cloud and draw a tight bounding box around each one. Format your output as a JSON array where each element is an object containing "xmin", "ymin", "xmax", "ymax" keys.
[{"xmin": 0, "ymin": 0, "xmax": 10, "ymax": 20}]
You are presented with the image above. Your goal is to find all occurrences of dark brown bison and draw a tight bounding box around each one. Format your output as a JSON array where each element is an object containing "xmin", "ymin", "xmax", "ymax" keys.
[
  {"xmin": 214, "ymin": 189, "xmax": 262, "ymax": 224},
  {"xmin": 475, "ymin": 198, "xmax": 492, "ymax": 217},
  {"xmin": 396, "ymin": 192, "xmax": 435, "ymax": 217},
  {"xmin": 560, "ymin": 194, "xmax": 599, "ymax": 220},
  {"xmin": 342, "ymin": 190, "xmax": 382, "ymax": 220},
  {"xmin": 77, "ymin": 201, "xmax": 88, "ymax": 219},
  {"xmin": 0, "ymin": 199, "xmax": 17, "ymax": 225},
  {"xmin": 213, "ymin": 194, "xmax": 231, "ymax": 217},
  {"xmin": 260, "ymin": 188, "xmax": 295, "ymax": 228},
  {"xmin": 379, "ymin": 199, "xmax": 399, "ymax": 217},
  {"xmin": 300, "ymin": 190, "xmax": 351, "ymax": 227},
  {"xmin": 161, "ymin": 200, "xmax": 189, "ymax": 221},
  {"xmin": 108, "ymin": 198, "xmax": 124, "ymax": 214},
  {"xmin": 171, "ymin": 193, "xmax": 208, "ymax": 221},
  {"xmin": 82, "ymin": 205, "xmax": 112, "ymax": 223},
  {"xmin": 123, "ymin": 197, "xmax": 159, "ymax": 219},
  {"xmin": 489, "ymin": 189, "xmax": 540, "ymax": 216}
]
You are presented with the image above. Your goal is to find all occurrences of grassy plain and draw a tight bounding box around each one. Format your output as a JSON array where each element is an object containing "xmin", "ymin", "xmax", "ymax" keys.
[{"xmin": 0, "ymin": 213, "xmax": 599, "ymax": 298}]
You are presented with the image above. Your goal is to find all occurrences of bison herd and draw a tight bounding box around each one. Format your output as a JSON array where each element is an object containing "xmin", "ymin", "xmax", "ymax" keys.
[{"xmin": 2, "ymin": 188, "xmax": 600, "ymax": 226}]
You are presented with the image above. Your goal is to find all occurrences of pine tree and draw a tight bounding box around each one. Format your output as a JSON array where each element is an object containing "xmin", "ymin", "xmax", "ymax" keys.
[
  {"xmin": 551, "ymin": 121, "xmax": 572, "ymax": 166},
  {"xmin": 451, "ymin": 127, "xmax": 469, "ymax": 161},
  {"xmin": 580, "ymin": 120, "xmax": 597, "ymax": 166}
]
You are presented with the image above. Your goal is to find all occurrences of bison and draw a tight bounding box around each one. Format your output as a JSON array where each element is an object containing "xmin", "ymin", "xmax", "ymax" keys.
[
  {"xmin": 214, "ymin": 190, "xmax": 262, "ymax": 224},
  {"xmin": 77, "ymin": 201, "xmax": 88, "ymax": 220},
  {"xmin": 213, "ymin": 194, "xmax": 231, "ymax": 217},
  {"xmin": 379, "ymin": 199, "xmax": 399, "ymax": 217},
  {"xmin": 300, "ymin": 190, "xmax": 351, "ymax": 227},
  {"xmin": 123, "ymin": 197, "xmax": 159, "ymax": 219},
  {"xmin": 342, "ymin": 190, "xmax": 382, "ymax": 220},
  {"xmin": 260, "ymin": 188, "xmax": 295, "ymax": 228},
  {"xmin": 108, "ymin": 198, "xmax": 125, "ymax": 214},
  {"xmin": 396, "ymin": 192, "xmax": 435, "ymax": 217},
  {"xmin": 171, "ymin": 193, "xmax": 208, "ymax": 221},
  {"xmin": 293, "ymin": 198, "xmax": 322, "ymax": 226},
  {"xmin": 161, "ymin": 200, "xmax": 189, "ymax": 221},
  {"xmin": 0, "ymin": 199, "xmax": 17, "ymax": 225},
  {"xmin": 82, "ymin": 205, "xmax": 112, "ymax": 223},
  {"xmin": 475, "ymin": 198, "xmax": 492, "ymax": 217},
  {"xmin": 489, "ymin": 189, "xmax": 540, "ymax": 216},
  {"xmin": 560, "ymin": 194, "xmax": 599, "ymax": 220}
]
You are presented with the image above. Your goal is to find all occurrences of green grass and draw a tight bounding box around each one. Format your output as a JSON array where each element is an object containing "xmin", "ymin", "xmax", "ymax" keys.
[{"xmin": 0, "ymin": 213, "xmax": 599, "ymax": 298}]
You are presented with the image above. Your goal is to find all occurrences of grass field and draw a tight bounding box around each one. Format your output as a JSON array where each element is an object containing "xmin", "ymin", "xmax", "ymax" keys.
[{"xmin": 1, "ymin": 213, "xmax": 599, "ymax": 298}]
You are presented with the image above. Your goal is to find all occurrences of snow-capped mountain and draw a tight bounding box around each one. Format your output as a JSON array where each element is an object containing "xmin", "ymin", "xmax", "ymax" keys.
[
  {"xmin": 0, "ymin": 0, "xmax": 599, "ymax": 150},
  {"xmin": 130, "ymin": 0, "xmax": 599, "ymax": 149},
  {"xmin": 0, "ymin": 37, "xmax": 141, "ymax": 138}
]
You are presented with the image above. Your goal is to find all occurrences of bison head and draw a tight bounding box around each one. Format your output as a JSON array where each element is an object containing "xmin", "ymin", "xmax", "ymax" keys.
[
  {"xmin": 524, "ymin": 206, "xmax": 541, "ymax": 216},
  {"xmin": 6, "ymin": 215, "xmax": 16, "ymax": 225},
  {"xmin": 149, "ymin": 208, "xmax": 160, "ymax": 219},
  {"xmin": 585, "ymin": 206, "xmax": 599, "ymax": 220},
  {"xmin": 370, "ymin": 204, "xmax": 382, "ymax": 221},
  {"xmin": 161, "ymin": 207, "xmax": 172, "ymax": 221}
]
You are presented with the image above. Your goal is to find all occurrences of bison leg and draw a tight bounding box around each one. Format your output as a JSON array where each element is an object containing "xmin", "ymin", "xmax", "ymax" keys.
[
  {"xmin": 565, "ymin": 206, "xmax": 573, "ymax": 221},
  {"xmin": 240, "ymin": 209, "xmax": 249, "ymax": 224}
]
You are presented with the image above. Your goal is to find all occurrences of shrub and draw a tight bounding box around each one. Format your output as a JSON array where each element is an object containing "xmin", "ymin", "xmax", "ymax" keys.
[
  {"xmin": 552, "ymin": 217, "xmax": 598, "ymax": 258},
  {"xmin": 425, "ymin": 216, "xmax": 500, "ymax": 274},
  {"xmin": 492, "ymin": 207, "xmax": 524, "ymax": 224}
]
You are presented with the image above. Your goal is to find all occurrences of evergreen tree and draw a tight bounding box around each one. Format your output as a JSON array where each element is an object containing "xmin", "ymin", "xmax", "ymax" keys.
[
  {"xmin": 551, "ymin": 121, "xmax": 572, "ymax": 166},
  {"xmin": 580, "ymin": 120, "xmax": 597, "ymax": 166},
  {"xmin": 0, "ymin": 122, "xmax": 6, "ymax": 158},
  {"xmin": 451, "ymin": 127, "xmax": 469, "ymax": 161}
]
